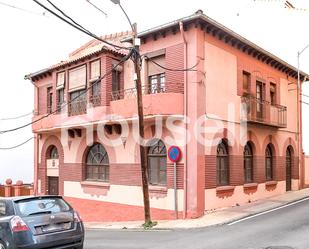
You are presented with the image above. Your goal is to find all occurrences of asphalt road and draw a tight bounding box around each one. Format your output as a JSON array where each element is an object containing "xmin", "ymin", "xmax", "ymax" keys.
[{"xmin": 84, "ymin": 198, "xmax": 309, "ymax": 249}]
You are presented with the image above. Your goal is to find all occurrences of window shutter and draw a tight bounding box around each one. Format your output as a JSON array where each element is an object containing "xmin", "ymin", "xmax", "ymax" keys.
[
  {"xmin": 56, "ymin": 72, "xmax": 65, "ymax": 90},
  {"xmin": 148, "ymin": 55, "xmax": 165, "ymax": 76},
  {"xmin": 90, "ymin": 60, "xmax": 100, "ymax": 81},
  {"xmin": 68, "ymin": 65, "xmax": 87, "ymax": 92}
]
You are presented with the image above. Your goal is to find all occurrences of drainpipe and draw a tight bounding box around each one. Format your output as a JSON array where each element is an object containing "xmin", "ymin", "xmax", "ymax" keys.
[
  {"xmin": 179, "ymin": 21, "xmax": 188, "ymax": 219},
  {"xmin": 30, "ymin": 79, "xmax": 39, "ymax": 195}
]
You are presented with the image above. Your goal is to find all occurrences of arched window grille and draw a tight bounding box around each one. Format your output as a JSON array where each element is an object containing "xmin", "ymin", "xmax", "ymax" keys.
[
  {"xmin": 244, "ymin": 143, "xmax": 253, "ymax": 183},
  {"xmin": 147, "ymin": 140, "xmax": 167, "ymax": 185},
  {"xmin": 217, "ymin": 140, "xmax": 229, "ymax": 186},
  {"xmin": 86, "ymin": 143, "xmax": 109, "ymax": 182},
  {"xmin": 265, "ymin": 144, "xmax": 273, "ymax": 181}
]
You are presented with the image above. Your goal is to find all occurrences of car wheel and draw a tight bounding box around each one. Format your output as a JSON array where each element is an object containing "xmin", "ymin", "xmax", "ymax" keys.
[
  {"xmin": 0, "ymin": 241, "xmax": 6, "ymax": 249},
  {"xmin": 75, "ymin": 245, "xmax": 83, "ymax": 249}
]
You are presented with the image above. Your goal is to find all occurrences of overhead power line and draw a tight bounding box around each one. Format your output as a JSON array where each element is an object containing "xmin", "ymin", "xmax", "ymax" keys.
[
  {"xmin": 0, "ymin": 111, "xmax": 33, "ymax": 121},
  {"xmin": 0, "ymin": 137, "xmax": 34, "ymax": 150},
  {"xmin": 145, "ymin": 55, "xmax": 200, "ymax": 72},
  {"xmin": 33, "ymin": 0, "xmax": 130, "ymax": 51},
  {"xmin": 85, "ymin": 0, "xmax": 108, "ymax": 17},
  {"xmin": 0, "ymin": 1, "xmax": 48, "ymax": 16},
  {"xmin": 0, "ymin": 50, "xmax": 133, "ymax": 135}
]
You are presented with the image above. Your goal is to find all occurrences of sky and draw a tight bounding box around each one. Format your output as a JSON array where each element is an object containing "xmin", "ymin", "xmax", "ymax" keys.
[{"xmin": 1, "ymin": 0, "xmax": 309, "ymax": 184}]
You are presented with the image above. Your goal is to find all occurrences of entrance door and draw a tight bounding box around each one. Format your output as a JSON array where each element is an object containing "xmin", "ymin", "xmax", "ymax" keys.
[
  {"xmin": 286, "ymin": 147, "xmax": 292, "ymax": 191},
  {"xmin": 48, "ymin": 177, "xmax": 59, "ymax": 195}
]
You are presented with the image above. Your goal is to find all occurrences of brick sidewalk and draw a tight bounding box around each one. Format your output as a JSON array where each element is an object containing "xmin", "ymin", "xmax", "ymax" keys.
[{"xmin": 84, "ymin": 188, "xmax": 309, "ymax": 230}]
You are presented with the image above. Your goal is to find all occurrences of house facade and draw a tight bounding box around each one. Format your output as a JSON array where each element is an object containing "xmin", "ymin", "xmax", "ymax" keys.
[{"xmin": 26, "ymin": 11, "xmax": 308, "ymax": 222}]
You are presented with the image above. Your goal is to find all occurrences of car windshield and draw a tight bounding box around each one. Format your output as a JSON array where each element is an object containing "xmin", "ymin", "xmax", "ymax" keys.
[{"xmin": 15, "ymin": 198, "xmax": 70, "ymax": 216}]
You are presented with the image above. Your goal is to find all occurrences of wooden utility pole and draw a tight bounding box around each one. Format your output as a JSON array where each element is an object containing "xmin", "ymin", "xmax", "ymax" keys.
[{"xmin": 132, "ymin": 24, "xmax": 151, "ymax": 224}]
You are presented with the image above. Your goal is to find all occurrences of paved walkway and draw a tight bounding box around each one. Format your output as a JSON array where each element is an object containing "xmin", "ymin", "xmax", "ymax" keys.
[{"xmin": 84, "ymin": 188, "xmax": 309, "ymax": 230}]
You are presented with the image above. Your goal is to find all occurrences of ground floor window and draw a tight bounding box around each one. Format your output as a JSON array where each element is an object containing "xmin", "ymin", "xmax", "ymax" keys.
[
  {"xmin": 217, "ymin": 140, "xmax": 229, "ymax": 186},
  {"xmin": 147, "ymin": 140, "xmax": 167, "ymax": 185},
  {"xmin": 86, "ymin": 143, "xmax": 109, "ymax": 182},
  {"xmin": 265, "ymin": 144, "xmax": 273, "ymax": 181},
  {"xmin": 244, "ymin": 142, "xmax": 253, "ymax": 183}
]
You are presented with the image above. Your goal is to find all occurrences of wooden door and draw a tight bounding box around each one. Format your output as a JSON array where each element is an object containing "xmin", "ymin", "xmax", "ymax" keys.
[{"xmin": 48, "ymin": 177, "xmax": 59, "ymax": 195}]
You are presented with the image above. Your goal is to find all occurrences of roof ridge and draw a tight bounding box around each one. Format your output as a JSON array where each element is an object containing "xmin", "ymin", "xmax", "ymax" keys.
[{"xmin": 69, "ymin": 30, "xmax": 132, "ymax": 58}]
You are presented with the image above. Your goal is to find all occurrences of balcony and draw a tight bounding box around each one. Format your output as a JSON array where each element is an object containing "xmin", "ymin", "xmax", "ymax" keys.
[
  {"xmin": 241, "ymin": 95, "xmax": 287, "ymax": 128},
  {"xmin": 110, "ymin": 82, "xmax": 184, "ymax": 118},
  {"xmin": 112, "ymin": 82, "xmax": 168, "ymax": 100},
  {"xmin": 32, "ymin": 82, "xmax": 183, "ymax": 132},
  {"xmin": 68, "ymin": 99, "xmax": 87, "ymax": 116},
  {"xmin": 90, "ymin": 93, "xmax": 101, "ymax": 107}
]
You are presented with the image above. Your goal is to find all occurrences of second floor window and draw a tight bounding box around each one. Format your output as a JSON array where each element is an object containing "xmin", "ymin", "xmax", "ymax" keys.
[
  {"xmin": 47, "ymin": 87, "xmax": 53, "ymax": 114},
  {"xmin": 69, "ymin": 89, "xmax": 87, "ymax": 116},
  {"xmin": 243, "ymin": 71, "xmax": 250, "ymax": 93},
  {"xmin": 56, "ymin": 72, "xmax": 65, "ymax": 112},
  {"xmin": 68, "ymin": 65, "xmax": 86, "ymax": 92},
  {"xmin": 270, "ymin": 83, "xmax": 276, "ymax": 105},
  {"xmin": 112, "ymin": 69, "xmax": 121, "ymax": 92},
  {"xmin": 147, "ymin": 54, "xmax": 166, "ymax": 94},
  {"xmin": 90, "ymin": 60, "xmax": 100, "ymax": 81},
  {"xmin": 149, "ymin": 73, "xmax": 166, "ymax": 94},
  {"xmin": 57, "ymin": 88, "xmax": 64, "ymax": 111},
  {"xmin": 91, "ymin": 81, "xmax": 101, "ymax": 107}
]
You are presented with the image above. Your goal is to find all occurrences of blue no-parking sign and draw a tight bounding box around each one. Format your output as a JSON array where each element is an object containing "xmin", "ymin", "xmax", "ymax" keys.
[{"xmin": 168, "ymin": 146, "xmax": 182, "ymax": 163}]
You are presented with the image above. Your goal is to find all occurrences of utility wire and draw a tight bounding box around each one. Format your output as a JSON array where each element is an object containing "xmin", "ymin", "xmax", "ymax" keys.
[
  {"xmin": 145, "ymin": 55, "xmax": 200, "ymax": 72},
  {"xmin": 302, "ymin": 101, "xmax": 309, "ymax": 106},
  {"xmin": 0, "ymin": 112, "xmax": 33, "ymax": 121},
  {"xmin": 0, "ymin": 1, "xmax": 47, "ymax": 16},
  {"xmin": 85, "ymin": 0, "xmax": 107, "ymax": 17},
  {"xmin": 33, "ymin": 0, "xmax": 130, "ymax": 51},
  {"xmin": 0, "ymin": 137, "xmax": 34, "ymax": 150},
  {"xmin": 0, "ymin": 50, "xmax": 133, "ymax": 135}
]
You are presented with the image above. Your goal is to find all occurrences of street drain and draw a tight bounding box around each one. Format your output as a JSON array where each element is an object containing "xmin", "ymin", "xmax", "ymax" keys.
[{"xmin": 264, "ymin": 247, "xmax": 294, "ymax": 249}]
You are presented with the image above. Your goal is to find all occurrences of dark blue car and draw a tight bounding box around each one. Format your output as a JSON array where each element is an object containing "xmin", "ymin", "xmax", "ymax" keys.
[{"xmin": 0, "ymin": 196, "xmax": 84, "ymax": 249}]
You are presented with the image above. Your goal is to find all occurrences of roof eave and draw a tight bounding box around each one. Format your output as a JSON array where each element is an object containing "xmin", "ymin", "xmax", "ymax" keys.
[{"xmin": 131, "ymin": 12, "xmax": 309, "ymax": 80}]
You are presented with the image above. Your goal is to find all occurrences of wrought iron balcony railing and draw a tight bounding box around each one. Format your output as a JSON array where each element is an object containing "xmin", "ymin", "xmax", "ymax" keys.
[
  {"xmin": 68, "ymin": 99, "xmax": 87, "ymax": 116},
  {"xmin": 90, "ymin": 93, "xmax": 101, "ymax": 107},
  {"xmin": 111, "ymin": 82, "xmax": 182, "ymax": 101},
  {"xmin": 241, "ymin": 95, "xmax": 287, "ymax": 128}
]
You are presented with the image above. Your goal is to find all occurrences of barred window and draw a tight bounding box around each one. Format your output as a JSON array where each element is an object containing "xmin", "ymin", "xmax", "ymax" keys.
[
  {"xmin": 147, "ymin": 140, "xmax": 167, "ymax": 185},
  {"xmin": 244, "ymin": 143, "xmax": 253, "ymax": 183},
  {"xmin": 86, "ymin": 143, "xmax": 109, "ymax": 182},
  {"xmin": 265, "ymin": 144, "xmax": 273, "ymax": 181},
  {"xmin": 217, "ymin": 140, "xmax": 229, "ymax": 186}
]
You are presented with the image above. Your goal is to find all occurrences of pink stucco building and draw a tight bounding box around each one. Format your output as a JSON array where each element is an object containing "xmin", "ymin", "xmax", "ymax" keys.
[{"xmin": 26, "ymin": 11, "xmax": 308, "ymax": 222}]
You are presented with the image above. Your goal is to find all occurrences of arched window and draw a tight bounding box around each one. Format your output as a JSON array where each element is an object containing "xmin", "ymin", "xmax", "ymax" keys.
[
  {"xmin": 148, "ymin": 140, "xmax": 167, "ymax": 185},
  {"xmin": 286, "ymin": 146, "xmax": 293, "ymax": 191},
  {"xmin": 86, "ymin": 143, "xmax": 109, "ymax": 182},
  {"xmin": 244, "ymin": 143, "xmax": 253, "ymax": 183},
  {"xmin": 265, "ymin": 144, "xmax": 273, "ymax": 181},
  {"xmin": 49, "ymin": 146, "xmax": 59, "ymax": 159},
  {"xmin": 217, "ymin": 140, "xmax": 229, "ymax": 186}
]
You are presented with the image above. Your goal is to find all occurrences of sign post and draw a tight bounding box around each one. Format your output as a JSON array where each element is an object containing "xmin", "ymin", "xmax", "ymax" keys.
[{"xmin": 168, "ymin": 146, "xmax": 182, "ymax": 219}]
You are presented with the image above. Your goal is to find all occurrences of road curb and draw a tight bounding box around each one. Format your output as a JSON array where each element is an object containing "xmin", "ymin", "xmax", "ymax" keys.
[{"xmin": 84, "ymin": 194, "xmax": 309, "ymax": 231}]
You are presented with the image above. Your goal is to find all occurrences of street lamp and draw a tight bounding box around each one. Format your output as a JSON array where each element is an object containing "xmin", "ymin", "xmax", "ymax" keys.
[
  {"xmin": 297, "ymin": 44, "xmax": 309, "ymax": 89},
  {"xmin": 297, "ymin": 44, "xmax": 309, "ymax": 189}
]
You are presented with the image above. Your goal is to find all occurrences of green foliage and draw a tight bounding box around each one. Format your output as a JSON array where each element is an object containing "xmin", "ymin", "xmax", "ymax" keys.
[{"xmin": 142, "ymin": 220, "xmax": 158, "ymax": 230}]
